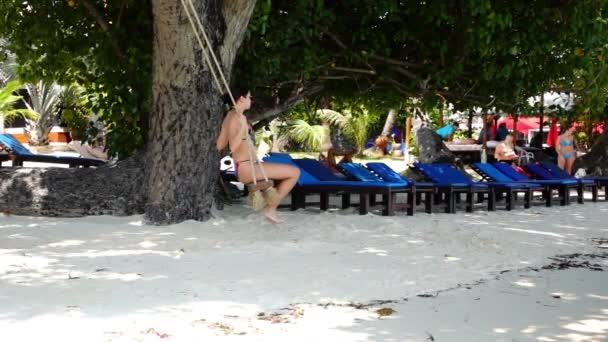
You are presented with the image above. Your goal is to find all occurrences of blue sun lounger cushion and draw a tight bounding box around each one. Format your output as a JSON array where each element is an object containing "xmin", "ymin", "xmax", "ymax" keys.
[
  {"xmin": 337, "ymin": 163, "xmax": 383, "ymax": 182},
  {"xmin": 492, "ymin": 162, "xmax": 578, "ymax": 185},
  {"xmin": 473, "ymin": 163, "xmax": 515, "ymax": 183},
  {"xmin": 540, "ymin": 162, "xmax": 598, "ymax": 185},
  {"xmin": 365, "ymin": 162, "xmax": 408, "ymax": 183},
  {"xmin": 293, "ymin": 158, "xmax": 348, "ymax": 181}
]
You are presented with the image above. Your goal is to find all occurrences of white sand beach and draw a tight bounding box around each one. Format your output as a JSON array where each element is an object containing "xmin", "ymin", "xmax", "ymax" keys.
[{"xmin": 1, "ymin": 200, "xmax": 607, "ymax": 341}]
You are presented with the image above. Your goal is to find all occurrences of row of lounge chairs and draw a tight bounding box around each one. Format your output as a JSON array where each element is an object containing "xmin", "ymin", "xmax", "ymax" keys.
[
  {"xmin": 0, "ymin": 133, "xmax": 105, "ymax": 168},
  {"xmin": 262, "ymin": 153, "xmax": 606, "ymax": 216}
]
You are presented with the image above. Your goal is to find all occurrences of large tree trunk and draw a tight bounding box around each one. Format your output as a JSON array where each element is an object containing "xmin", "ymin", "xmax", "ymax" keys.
[
  {"xmin": 0, "ymin": 0, "xmax": 256, "ymax": 224},
  {"xmin": 145, "ymin": 0, "xmax": 255, "ymax": 225}
]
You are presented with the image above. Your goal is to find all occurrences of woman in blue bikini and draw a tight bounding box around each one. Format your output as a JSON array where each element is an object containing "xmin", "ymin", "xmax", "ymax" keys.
[{"xmin": 556, "ymin": 125, "xmax": 576, "ymax": 175}]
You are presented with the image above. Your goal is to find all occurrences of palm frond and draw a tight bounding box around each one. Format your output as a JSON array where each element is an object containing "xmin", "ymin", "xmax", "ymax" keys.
[
  {"xmin": 0, "ymin": 80, "xmax": 38, "ymax": 122},
  {"xmin": 341, "ymin": 106, "xmax": 373, "ymax": 154},
  {"xmin": 59, "ymin": 84, "xmax": 88, "ymax": 108},
  {"xmin": 2, "ymin": 108, "xmax": 38, "ymax": 122},
  {"xmin": 24, "ymin": 81, "xmax": 64, "ymax": 118},
  {"xmin": 317, "ymin": 109, "xmax": 348, "ymax": 128},
  {"xmin": 0, "ymin": 80, "xmax": 23, "ymax": 106},
  {"xmin": 0, "ymin": 40, "xmax": 17, "ymax": 86},
  {"xmin": 288, "ymin": 119, "xmax": 329, "ymax": 151}
]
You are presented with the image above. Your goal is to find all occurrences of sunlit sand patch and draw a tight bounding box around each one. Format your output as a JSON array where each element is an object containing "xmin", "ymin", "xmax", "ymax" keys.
[{"xmin": 513, "ymin": 279, "xmax": 536, "ymax": 288}]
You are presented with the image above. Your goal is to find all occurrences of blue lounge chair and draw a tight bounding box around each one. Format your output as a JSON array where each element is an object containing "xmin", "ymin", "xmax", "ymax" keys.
[
  {"xmin": 412, "ymin": 163, "xmax": 495, "ymax": 213},
  {"xmin": 263, "ymin": 156, "xmax": 412, "ymax": 216},
  {"xmin": 336, "ymin": 162, "xmax": 435, "ymax": 214},
  {"xmin": 523, "ymin": 163, "xmax": 597, "ymax": 204},
  {"xmin": 492, "ymin": 162, "xmax": 581, "ymax": 206},
  {"xmin": 472, "ymin": 163, "xmax": 565, "ymax": 207},
  {"xmin": 539, "ymin": 162, "xmax": 603, "ymax": 201},
  {"xmin": 0, "ymin": 133, "xmax": 105, "ymax": 168},
  {"xmin": 365, "ymin": 162, "xmax": 436, "ymax": 213},
  {"xmin": 413, "ymin": 163, "xmax": 538, "ymax": 212}
]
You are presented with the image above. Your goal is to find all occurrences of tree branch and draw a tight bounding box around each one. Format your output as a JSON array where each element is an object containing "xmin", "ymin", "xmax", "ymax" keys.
[
  {"xmin": 368, "ymin": 53, "xmax": 422, "ymax": 69},
  {"xmin": 319, "ymin": 27, "xmax": 347, "ymax": 50},
  {"xmin": 383, "ymin": 78, "xmax": 414, "ymax": 97},
  {"xmin": 249, "ymin": 84, "xmax": 325, "ymax": 124},
  {"xmin": 333, "ymin": 66, "xmax": 377, "ymax": 75},
  {"xmin": 78, "ymin": 0, "xmax": 126, "ymax": 60},
  {"xmin": 389, "ymin": 66, "xmax": 420, "ymax": 82}
]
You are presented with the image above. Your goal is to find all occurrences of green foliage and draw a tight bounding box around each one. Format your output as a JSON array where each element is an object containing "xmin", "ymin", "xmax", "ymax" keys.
[
  {"xmin": 324, "ymin": 104, "xmax": 376, "ymax": 155},
  {"xmin": 238, "ymin": 0, "xmax": 608, "ymax": 116},
  {"xmin": 0, "ymin": 0, "xmax": 152, "ymax": 157},
  {"xmin": 2, "ymin": 0, "xmax": 607, "ymax": 155},
  {"xmin": 0, "ymin": 80, "xmax": 37, "ymax": 123},
  {"xmin": 59, "ymin": 84, "xmax": 90, "ymax": 141},
  {"xmin": 288, "ymin": 119, "xmax": 329, "ymax": 151},
  {"xmin": 24, "ymin": 81, "xmax": 63, "ymax": 117},
  {"xmin": 0, "ymin": 39, "xmax": 17, "ymax": 86},
  {"xmin": 286, "ymin": 103, "xmax": 377, "ymax": 154}
]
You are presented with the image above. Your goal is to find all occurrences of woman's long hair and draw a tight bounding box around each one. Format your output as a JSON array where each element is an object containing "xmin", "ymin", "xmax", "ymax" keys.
[
  {"xmin": 221, "ymin": 86, "xmax": 250, "ymax": 117},
  {"xmin": 559, "ymin": 123, "xmax": 573, "ymax": 135},
  {"xmin": 221, "ymin": 86, "xmax": 250, "ymax": 107}
]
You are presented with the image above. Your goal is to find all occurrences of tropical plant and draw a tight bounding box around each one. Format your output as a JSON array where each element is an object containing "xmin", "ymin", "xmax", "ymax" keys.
[
  {"xmin": 0, "ymin": 39, "xmax": 17, "ymax": 87},
  {"xmin": 255, "ymin": 118, "xmax": 290, "ymax": 152},
  {"xmin": 58, "ymin": 84, "xmax": 91, "ymax": 141},
  {"xmin": 287, "ymin": 106, "xmax": 376, "ymax": 155},
  {"xmin": 288, "ymin": 118, "xmax": 330, "ymax": 152},
  {"xmin": 23, "ymin": 81, "xmax": 64, "ymax": 146},
  {"xmin": 321, "ymin": 106, "xmax": 376, "ymax": 155},
  {"xmin": 0, "ymin": 80, "xmax": 37, "ymax": 133}
]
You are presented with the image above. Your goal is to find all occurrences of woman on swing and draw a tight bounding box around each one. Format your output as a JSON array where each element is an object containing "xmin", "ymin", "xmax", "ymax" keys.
[{"xmin": 216, "ymin": 87, "xmax": 300, "ymax": 224}]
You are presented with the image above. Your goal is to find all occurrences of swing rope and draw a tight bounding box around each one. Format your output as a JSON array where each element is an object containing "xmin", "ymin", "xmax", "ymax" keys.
[{"xmin": 180, "ymin": 0, "xmax": 274, "ymax": 208}]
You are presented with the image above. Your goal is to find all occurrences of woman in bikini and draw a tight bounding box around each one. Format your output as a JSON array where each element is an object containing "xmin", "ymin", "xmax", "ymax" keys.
[
  {"xmin": 216, "ymin": 88, "xmax": 300, "ymax": 223},
  {"xmin": 556, "ymin": 125, "xmax": 576, "ymax": 175},
  {"xmin": 494, "ymin": 133, "xmax": 518, "ymax": 165}
]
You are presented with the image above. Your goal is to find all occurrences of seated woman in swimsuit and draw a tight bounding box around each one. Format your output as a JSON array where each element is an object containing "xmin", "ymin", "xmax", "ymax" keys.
[
  {"xmin": 556, "ymin": 125, "xmax": 576, "ymax": 175},
  {"xmin": 494, "ymin": 133, "xmax": 518, "ymax": 165},
  {"xmin": 216, "ymin": 87, "xmax": 300, "ymax": 224}
]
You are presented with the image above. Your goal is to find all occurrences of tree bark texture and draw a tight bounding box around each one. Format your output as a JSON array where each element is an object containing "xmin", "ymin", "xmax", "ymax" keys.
[
  {"xmin": 145, "ymin": 0, "xmax": 255, "ymax": 224},
  {"xmin": 416, "ymin": 127, "xmax": 456, "ymax": 164},
  {"xmin": 0, "ymin": 155, "xmax": 145, "ymax": 216}
]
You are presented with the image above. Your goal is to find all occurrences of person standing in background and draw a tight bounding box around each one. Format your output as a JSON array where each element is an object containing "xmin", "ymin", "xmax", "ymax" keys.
[
  {"xmin": 495, "ymin": 123, "xmax": 509, "ymax": 141},
  {"xmin": 556, "ymin": 125, "xmax": 577, "ymax": 175},
  {"xmin": 435, "ymin": 121, "xmax": 459, "ymax": 141}
]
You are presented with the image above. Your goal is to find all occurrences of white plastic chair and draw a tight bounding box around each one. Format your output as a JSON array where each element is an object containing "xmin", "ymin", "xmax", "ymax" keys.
[{"xmin": 515, "ymin": 146, "xmax": 534, "ymax": 165}]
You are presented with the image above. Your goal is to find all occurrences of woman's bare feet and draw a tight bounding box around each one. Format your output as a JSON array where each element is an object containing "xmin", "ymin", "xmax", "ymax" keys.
[{"xmin": 262, "ymin": 207, "xmax": 283, "ymax": 224}]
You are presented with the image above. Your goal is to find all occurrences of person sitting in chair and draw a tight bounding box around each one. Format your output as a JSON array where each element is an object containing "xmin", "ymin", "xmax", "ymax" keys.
[
  {"xmin": 320, "ymin": 125, "xmax": 357, "ymax": 173},
  {"xmin": 494, "ymin": 134, "xmax": 518, "ymax": 165}
]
